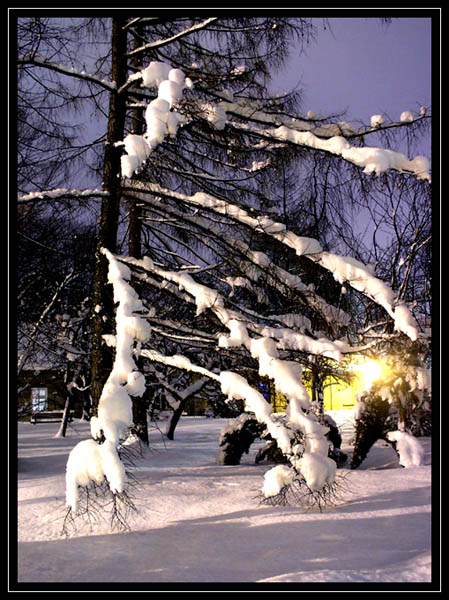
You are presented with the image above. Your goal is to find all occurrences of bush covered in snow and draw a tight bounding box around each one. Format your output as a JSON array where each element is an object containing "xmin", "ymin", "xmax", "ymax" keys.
[
  {"xmin": 217, "ymin": 414, "xmax": 267, "ymax": 465},
  {"xmin": 350, "ymin": 391, "xmax": 393, "ymax": 469},
  {"xmin": 350, "ymin": 381, "xmax": 430, "ymax": 470},
  {"xmin": 386, "ymin": 430, "xmax": 425, "ymax": 468}
]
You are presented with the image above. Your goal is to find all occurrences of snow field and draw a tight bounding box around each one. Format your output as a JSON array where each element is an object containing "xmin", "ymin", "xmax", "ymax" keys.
[{"xmin": 17, "ymin": 412, "xmax": 433, "ymax": 584}]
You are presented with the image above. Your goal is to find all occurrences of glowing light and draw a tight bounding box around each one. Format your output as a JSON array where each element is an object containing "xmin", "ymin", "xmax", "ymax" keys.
[{"xmin": 352, "ymin": 359, "xmax": 382, "ymax": 389}]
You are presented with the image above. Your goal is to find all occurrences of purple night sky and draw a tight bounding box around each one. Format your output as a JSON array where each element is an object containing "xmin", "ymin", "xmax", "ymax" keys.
[
  {"xmin": 272, "ymin": 17, "xmax": 432, "ymax": 131},
  {"xmin": 269, "ymin": 15, "xmax": 434, "ymax": 245}
]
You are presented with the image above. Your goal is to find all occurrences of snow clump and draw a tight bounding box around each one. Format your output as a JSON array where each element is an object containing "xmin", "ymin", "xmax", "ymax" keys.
[
  {"xmin": 141, "ymin": 61, "xmax": 171, "ymax": 87},
  {"xmin": 66, "ymin": 439, "xmax": 126, "ymax": 513},
  {"xmin": 400, "ymin": 111, "xmax": 414, "ymax": 123},
  {"xmin": 406, "ymin": 367, "xmax": 431, "ymax": 396},
  {"xmin": 199, "ymin": 101, "xmax": 228, "ymax": 130},
  {"xmin": 119, "ymin": 61, "xmax": 192, "ymax": 178},
  {"xmin": 262, "ymin": 464, "xmax": 295, "ymax": 497},
  {"xmin": 296, "ymin": 452, "xmax": 337, "ymax": 491},
  {"xmin": 386, "ymin": 430, "xmax": 424, "ymax": 468},
  {"xmin": 370, "ymin": 114, "xmax": 384, "ymax": 128}
]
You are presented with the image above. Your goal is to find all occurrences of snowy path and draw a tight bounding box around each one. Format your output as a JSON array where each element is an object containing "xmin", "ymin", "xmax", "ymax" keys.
[{"xmin": 16, "ymin": 414, "xmax": 433, "ymax": 586}]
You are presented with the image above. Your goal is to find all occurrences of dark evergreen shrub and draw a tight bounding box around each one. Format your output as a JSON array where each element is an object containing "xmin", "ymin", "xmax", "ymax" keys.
[
  {"xmin": 217, "ymin": 415, "xmax": 266, "ymax": 465},
  {"xmin": 350, "ymin": 392, "xmax": 392, "ymax": 469}
]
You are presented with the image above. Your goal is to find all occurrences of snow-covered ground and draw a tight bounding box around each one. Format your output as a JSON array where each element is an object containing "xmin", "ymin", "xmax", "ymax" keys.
[{"xmin": 15, "ymin": 410, "xmax": 435, "ymax": 589}]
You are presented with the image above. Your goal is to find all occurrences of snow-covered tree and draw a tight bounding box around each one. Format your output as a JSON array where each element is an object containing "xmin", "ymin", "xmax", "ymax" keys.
[{"xmin": 15, "ymin": 16, "xmax": 432, "ymax": 516}]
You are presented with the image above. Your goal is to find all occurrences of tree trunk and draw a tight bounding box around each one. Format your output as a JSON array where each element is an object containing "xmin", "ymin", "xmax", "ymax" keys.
[
  {"xmin": 128, "ymin": 22, "xmax": 144, "ymax": 260},
  {"xmin": 166, "ymin": 377, "xmax": 209, "ymax": 440},
  {"xmin": 90, "ymin": 18, "xmax": 128, "ymax": 415},
  {"xmin": 166, "ymin": 399, "xmax": 188, "ymax": 441},
  {"xmin": 56, "ymin": 365, "xmax": 73, "ymax": 438},
  {"xmin": 126, "ymin": 24, "xmax": 151, "ymax": 444},
  {"xmin": 57, "ymin": 393, "xmax": 73, "ymax": 438}
]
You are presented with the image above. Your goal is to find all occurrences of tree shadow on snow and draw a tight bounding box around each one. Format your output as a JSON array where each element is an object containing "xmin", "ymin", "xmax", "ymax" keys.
[{"xmin": 17, "ymin": 508, "xmax": 431, "ymax": 585}]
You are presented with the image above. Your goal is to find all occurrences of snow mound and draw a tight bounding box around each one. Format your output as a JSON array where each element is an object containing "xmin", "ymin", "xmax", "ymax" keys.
[{"xmin": 386, "ymin": 430, "xmax": 425, "ymax": 468}]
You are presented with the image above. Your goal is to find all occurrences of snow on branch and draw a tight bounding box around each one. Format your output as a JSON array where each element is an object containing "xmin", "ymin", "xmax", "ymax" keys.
[
  {"xmin": 91, "ymin": 249, "xmax": 152, "ymax": 442},
  {"xmin": 127, "ymin": 181, "xmax": 323, "ymax": 255},
  {"xmin": 94, "ymin": 249, "xmax": 361, "ymax": 497},
  {"xmin": 224, "ymin": 245, "xmax": 351, "ymax": 332},
  {"xmin": 17, "ymin": 54, "xmax": 116, "ymax": 92},
  {"xmin": 194, "ymin": 95, "xmax": 431, "ymax": 182},
  {"xmin": 230, "ymin": 120, "xmax": 431, "ymax": 182},
  {"xmin": 115, "ymin": 251, "xmax": 340, "ymax": 494},
  {"xmin": 220, "ymin": 366, "xmax": 336, "ymax": 497},
  {"xmin": 155, "ymin": 376, "xmax": 210, "ymax": 413},
  {"xmin": 211, "ymin": 94, "xmax": 429, "ymax": 142},
  {"xmin": 117, "ymin": 56, "xmax": 430, "ymax": 184},
  {"xmin": 141, "ymin": 348, "xmax": 220, "ymax": 382},
  {"xmin": 140, "ymin": 341, "xmax": 333, "ymax": 494},
  {"xmin": 127, "ymin": 18, "xmax": 219, "ymax": 57},
  {"xmin": 314, "ymin": 253, "xmax": 419, "ymax": 341},
  {"xmin": 125, "ymin": 186, "xmax": 350, "ymax": 333},
  {"xmin": 119, "ymin": 253, "xmax": 346, "ymax": 362},
  {"xmin": 18, "ymin": 188, "xmax": 108, "ymax": 204},
  {"xmin": 65, "ymin": 248, "xmax": 151, "ymax": 513},
  {"xmin": 124, "ymin": 182, "xmax": 420, "ymax": 342}
]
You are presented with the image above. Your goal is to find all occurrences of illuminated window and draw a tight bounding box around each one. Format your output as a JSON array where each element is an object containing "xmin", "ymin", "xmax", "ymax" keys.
[{"xmin": 31, "ymin": 388, "xmax": 47, "ymax": 412}]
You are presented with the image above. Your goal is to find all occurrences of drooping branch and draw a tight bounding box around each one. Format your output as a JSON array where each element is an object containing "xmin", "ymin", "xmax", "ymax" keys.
[
  {"xmin": 122, "ymin": 181, "xmax": 420, "ymax": 342},
  {"xmin": 18, "ymin": 53, "xmax": 116, "ymax": 92},
  {"xmin": 18, "ymin": 188, "xmax": 108, "ymax": 205},
  {"xmin": 227, "ymin": 120, "xmax": 431, "ymax": 182},
  {"xmin": 127, "ymin": 18, "xmax": 220, "ymax": 58}
]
